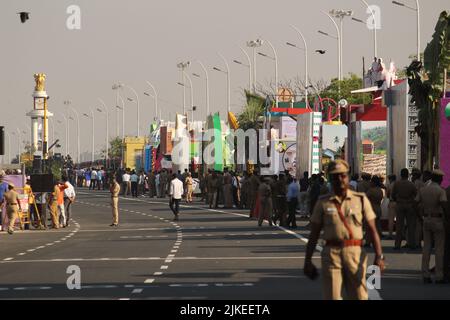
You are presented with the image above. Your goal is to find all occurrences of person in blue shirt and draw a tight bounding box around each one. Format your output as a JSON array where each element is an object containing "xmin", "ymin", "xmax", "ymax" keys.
[
  {"xmin": 286, "ymin": 176, "xmax": 299, "ymax": 229},
  {"xmin": 0, "ymin": 171, "xmax": 9, "ymax": 206}
]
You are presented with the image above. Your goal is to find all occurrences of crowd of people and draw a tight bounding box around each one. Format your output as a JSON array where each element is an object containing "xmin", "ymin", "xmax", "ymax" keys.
[{"xmin": 2, "ymin": 163, "xmax": 449, "ymax": 285}]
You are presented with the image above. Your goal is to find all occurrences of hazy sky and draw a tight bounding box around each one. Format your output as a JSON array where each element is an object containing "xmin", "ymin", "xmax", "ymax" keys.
[{"xmin": 1, "ymin": 0, "xmax": 448, "ymax": 159}]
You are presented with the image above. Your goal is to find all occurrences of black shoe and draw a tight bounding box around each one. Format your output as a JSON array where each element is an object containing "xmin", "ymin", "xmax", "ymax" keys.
[
  {"xmin": 110, "ymin": 223, "xmax": 118, "ymax": 227},
  {"xmin": 423, "ymin": 277, "xmax": 432, "ymax": 284},
  {"xmin": 7, "ymin": 229, "xmax": 14, "ymax": 235},
  {"xmin": 173, "ymin": 216, "xmax": 179, "ymax": 221}
]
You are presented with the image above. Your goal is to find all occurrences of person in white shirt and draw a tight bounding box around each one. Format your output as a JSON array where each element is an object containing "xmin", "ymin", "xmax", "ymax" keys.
[
  {"xmin": 122, "ymin": 170, "xmax": 131, "ymax": 196},
  {"xmin": 90, "ymin": 168, "xmax": 98, "ymax": 190},
  {"xmin": 169, "ymin": 174, "xmax": 184, "ymax": 221},
  {"xmin": 155, "ymin": 172, "xmax": 161, "ymax": 198},
  {"xmin": 62, "ymin": 176, "xmax": 76, "ymax": 227}
]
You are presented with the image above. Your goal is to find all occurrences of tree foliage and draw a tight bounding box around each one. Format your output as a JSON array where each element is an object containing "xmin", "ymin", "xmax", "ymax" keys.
[
  {"xmin": 109, "ymin": 136, "xmax": 124, "ymax": 159},
  {"xmin": 407, "ymin": 11, "xmax": 450, "ymax": 170},
  {"xmin": 319, "ymin": 73, "xmax": 372, "ymax": 105},
  {"xmin": 237, "ymin": 90, "xmax": 265, "ymax": 130}
]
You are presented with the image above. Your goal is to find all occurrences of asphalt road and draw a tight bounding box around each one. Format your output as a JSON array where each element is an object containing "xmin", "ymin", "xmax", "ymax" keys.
[{"xmin": 0, "ymin": 189, "xmax": 449, "ymax": 300}]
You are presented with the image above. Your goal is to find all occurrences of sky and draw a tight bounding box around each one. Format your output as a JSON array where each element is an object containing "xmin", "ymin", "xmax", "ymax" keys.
[{"xmin": 1, "ymin": 0, "xmax": 448, "ymax": 160}]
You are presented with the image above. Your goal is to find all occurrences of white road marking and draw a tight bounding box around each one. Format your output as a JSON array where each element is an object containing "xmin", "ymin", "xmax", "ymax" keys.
[
  {"xmin": 144, "ymin": 279, "xmax": 155, "ymax": 284},
  {"xmin": 160, "ymin": 265, "xmax": 169, "ymax": 270},
  {"xmin": 165, "ymin": 259, "xmax": 172, "ymax": 263},
  {"xmin": 153, "ymin": 272, "xmax": 163, "ymax": 276},
  {"xmin": 132, "ymin": 289, "xmax": 143, "ymax": 294},
  {"xmin": 3, "ymin": 258, "xmax": 13, "ymax": 261}
]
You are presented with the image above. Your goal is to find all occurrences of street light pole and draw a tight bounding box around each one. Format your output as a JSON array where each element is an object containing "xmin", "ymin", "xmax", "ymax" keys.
[
  {"xmin": 145, "ymin": 81, "xmax": 159, "ymax": 121},
  {"xmin": 247, "ymin": 39, "xmax": 263, "ymax": 93},
  {"xmin": 239, "ymin": 47, "xmax": 252, "ymax": 92},
  {"xmin": 359, "ymin": 0, "xmax": 378, "ymax": 58},
  {"xmin": 218, "ymin": 53, "xmax": 231, "ymax": 114},
  {"xmin": 184, "ymin": 72, "xmax": 194, "ymax": 122},
  {"xmin": 124, "ymin": 84, "xmax": 140, "ymax": 137},
  {"xmin": 321, "ymin": 11, "xmax": 341, "ymax": 81},
  {"xmin": 98, "ymin": 98, "xmax": 109, "ymax": 166},
  {"xmin": 83, "ymin": 109, "xmax": 95, "ymax": 164},
  {"xmin": 177, "ymin": 62, "xmax": 191, "ymax": 115},
  {"xmin": 392, "ymin": 0, "xmax": 420, "ymax": 61},
  {"xmin": 289, "ymin": 25, "xmax": 309, "ymax": 107},
  {"xmin": 196, "ymin": 60, "xmax": 210, "ymax": 118},
  {"xmin": 68, "ymin": 107, "xmax": 80, "ymax": 164},
  {"xmin": 61, "ymin": 115, "xmax": 69, "ymax": 156},
  {"xmin": 329, "ymin": 10, "xmax": 353, "ymax": 80}
]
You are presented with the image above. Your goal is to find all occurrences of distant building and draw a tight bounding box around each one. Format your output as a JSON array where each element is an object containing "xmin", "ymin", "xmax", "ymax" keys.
[{"xmin": 362, "ymin": 139, "xmax": 374, "ymax": 155}]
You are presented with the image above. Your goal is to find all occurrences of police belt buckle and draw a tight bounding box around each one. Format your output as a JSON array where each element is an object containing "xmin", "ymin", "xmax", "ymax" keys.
[{"xmin": 326, "ymin": 239, "xmax": 363, "ymax": 247}]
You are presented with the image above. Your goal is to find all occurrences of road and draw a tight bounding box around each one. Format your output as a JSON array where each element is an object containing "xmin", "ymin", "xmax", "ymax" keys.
[{"xmin": 0, "ymin": 189, "xmax": 449, "ymax": 300}]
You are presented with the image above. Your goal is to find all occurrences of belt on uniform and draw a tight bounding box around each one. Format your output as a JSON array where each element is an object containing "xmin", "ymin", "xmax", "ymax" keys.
[
  {"xmin": 111, "ymin": 196, "xmax": 119, "ymax": 198},
  {"xmin": 8, "ymin": 203, "xmax": 18, "ymax": 206},
  {"xmin": 325, "ymin": 239, "xmax": 363, "ymax": 247}
]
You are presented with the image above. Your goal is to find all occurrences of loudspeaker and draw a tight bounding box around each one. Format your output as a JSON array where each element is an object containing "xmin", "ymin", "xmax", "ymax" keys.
[
  {"xmin": 32, "ymin": 156, "xmax": 42, "ymax": 174},
  {"xmin": 30, "ymin": 174, "xmax": 54, "ymax": 192},
  {"xmin": 0, "ymin": 126, "xmax": 4, "ymax": 156}
]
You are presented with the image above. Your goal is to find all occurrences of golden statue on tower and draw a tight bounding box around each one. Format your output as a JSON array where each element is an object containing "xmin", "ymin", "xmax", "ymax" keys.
[{"xmin": 34, "ymin": 73, "xmax": 46, "ymax": 92}]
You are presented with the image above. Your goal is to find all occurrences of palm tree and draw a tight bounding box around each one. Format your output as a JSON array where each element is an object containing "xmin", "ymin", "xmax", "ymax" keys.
[{"xmin": 407, "ymin": 11, "xmax": 450, "ymax": 170}]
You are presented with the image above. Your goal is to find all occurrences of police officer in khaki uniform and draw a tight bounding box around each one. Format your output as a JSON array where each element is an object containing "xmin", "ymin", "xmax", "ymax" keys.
[
  {"xmin": 416, "ymin": 170, "xmax": 447, "ymax": 283},
  {"xmin": 257, "ymin": 177, "xmax": 273, "ymax": 227},
  {"xmin": 392, "ymin": 168, "xmax": 418, "ymax": 250},
  {"xmin": 3, "ymin": 183, "xmax": 23, "ymax": 234},
  {"xmin": 110, "ymin": 177, "xmax": 121, "ymax": 227},
  {"xmin": 304, "ymin": 160, "xmax": 385, "ymax": 300},
  {"xmin": 48, "ymin": 183, "xmax": 60, "ymax": 229}
]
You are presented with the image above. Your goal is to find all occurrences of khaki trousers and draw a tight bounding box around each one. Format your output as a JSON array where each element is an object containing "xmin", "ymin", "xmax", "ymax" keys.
[
  {"xmin": 321, "ymin": 246, "xmax": 368, "ymax": 300},
  {"xmin": 388, "ymin": 201, "xmax": 396, "ymax": 236},
  {"xmin": 186, "ymin": 185, "xmax": 193, "ymax": 202},
  {"xmin": 6, "ymin": 206, "xmax": 18, "ymax": 232},
  {"xmin": 111, "ymin": 197, "xmax": 119, "ymax": 225},
  {"xmin": 50, "ymin": 201, "xmax": 59, "ymax": 228},
  {"xmin": 422, "ymin": 217, "xmax": 445, "ymax": 280},
  {"xmin": 258, "ymin": 198, "xmax": 273, "ymax": 226}
]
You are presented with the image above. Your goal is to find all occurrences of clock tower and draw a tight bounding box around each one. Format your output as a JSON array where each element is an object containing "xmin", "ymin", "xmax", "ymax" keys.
[{"xmin": 26, "ymin": 73, "xmax": 53, "ymax": 159}]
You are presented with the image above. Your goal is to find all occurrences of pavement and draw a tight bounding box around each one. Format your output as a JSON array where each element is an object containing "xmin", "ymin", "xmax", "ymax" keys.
[{"xmin": 0, "ymin": 189, "xmax": 449, "ymax": 300}]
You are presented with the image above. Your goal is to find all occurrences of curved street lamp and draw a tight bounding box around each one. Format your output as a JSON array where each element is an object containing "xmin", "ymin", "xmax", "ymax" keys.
[
  {"xmin": 97, "ymin": 98, "xmax": 109, "ymax": 165},
  {"xmin": 289, "ymin": 25, "xmax": 309, "ymax": 107}
]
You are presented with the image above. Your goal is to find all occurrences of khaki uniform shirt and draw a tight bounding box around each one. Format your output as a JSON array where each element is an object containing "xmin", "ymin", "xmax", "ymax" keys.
[
  {"xmin": 391, "ymin": 179, "xmax": 417, "ymax": 203},
  {"xmin": 110, "ymin": 182, "xmax": 120, "ymax": 197},
  {"xmin": 416, "ymin": 182, "xmax": 447, "ymax": 216},
  {"xmin": 50, "ymin": 185, "xmax": 60, "ymax": 203},
  {"xmin": 311, "ymin": 190, "xmax": 376, "ymax": 241},
  {"xmin": 258, "ymin": 182, "xmax": 271, "ymax": 200},
  {"xmin": 4, "ymin": 190, "xmax": 20, "ymax": 207}
]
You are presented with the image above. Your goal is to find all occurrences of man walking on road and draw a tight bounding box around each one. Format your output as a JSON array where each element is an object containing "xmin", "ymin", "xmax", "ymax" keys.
[
  {"xmin": 48, "ymin": 182, "xmax": 61, "ymax": 229},
  {"xmin": 169, "ymin": 173, "xmax": 183, "ymax": 221},
  {"xmin": 3, "ymin": 183, "xmax": 22, "ymax": 234},
  {"xmin": 63, "ymin": 176, "xmax": 76, "ymax": 227},
  {"xmin": 416, "ymin": 170, "xmax": 447, "ymax": 283},
  {"xmin": 304, "ymin": 160, "xmax": 385, "ymax": 300},
  {"xmin": 392, "ymin": 168, "xmax": 418, "ymax": 250},
  {"xmin": 257, "ymin": 177, "xmax": 273, "ymax": 227},
  {"xmin": 110, "ymin": 177, "xmax": 120, "ymax": 227},
  {"xmin": 286, "ymin": 176, "xmax": 299, "ymax": 229}
]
